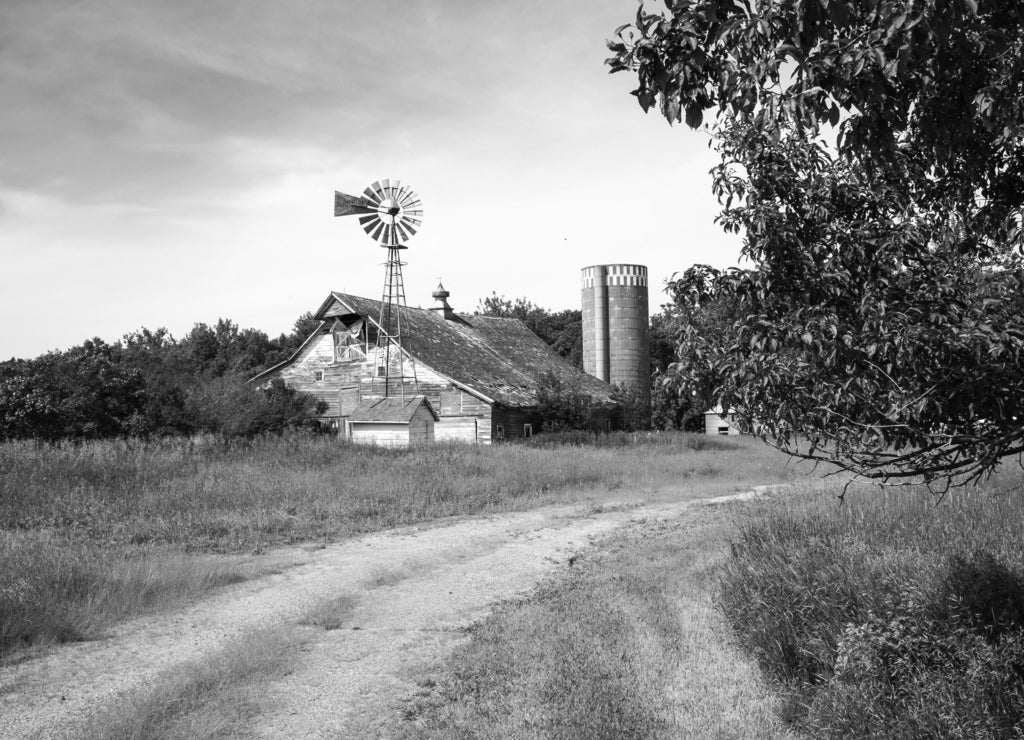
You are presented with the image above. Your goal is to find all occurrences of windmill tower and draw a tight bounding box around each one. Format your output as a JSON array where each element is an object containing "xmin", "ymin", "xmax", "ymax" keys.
[{"xmin": 334, "ymin": 179, "xmax": 423, "ymax": 399}]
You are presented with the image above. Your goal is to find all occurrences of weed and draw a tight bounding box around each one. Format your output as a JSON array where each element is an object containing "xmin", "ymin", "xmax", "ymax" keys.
[
  {"xmin": 299, "ymin": 595, "xmax": 358, "ymax": 631},
  {"xmin": 718, "ymin": 474, "xmax": 1024, "ymax": 737}
]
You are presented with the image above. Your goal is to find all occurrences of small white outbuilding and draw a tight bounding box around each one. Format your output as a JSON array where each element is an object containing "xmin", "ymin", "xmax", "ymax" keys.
[
  {"xmin": 704, "ymin": 406, "xmax": 743, "ymax": 436},
  {"xmin": 346, "ymin": 396, "xmax": 438, "ymax": 447}
]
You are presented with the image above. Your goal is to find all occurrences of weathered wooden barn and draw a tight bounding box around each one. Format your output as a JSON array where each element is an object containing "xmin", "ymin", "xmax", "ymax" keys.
[{"xmin": 251, "ymin": 287, "xmax": 617, "ymax": 443}]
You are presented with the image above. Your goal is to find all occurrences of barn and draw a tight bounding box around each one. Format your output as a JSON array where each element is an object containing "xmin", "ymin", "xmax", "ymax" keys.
[{"xmin": 251, "ymin": 286, "xmax": 617, "ymax": 442}]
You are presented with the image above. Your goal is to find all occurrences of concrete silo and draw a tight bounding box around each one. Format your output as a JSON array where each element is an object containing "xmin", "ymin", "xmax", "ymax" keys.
[{"xmin": 581, "ymin": 264, "xmax": 651, "ymax": 422}]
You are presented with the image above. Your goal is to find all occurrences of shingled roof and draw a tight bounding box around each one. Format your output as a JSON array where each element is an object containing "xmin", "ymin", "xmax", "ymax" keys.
[
  {"xmin": 349, "ymin": 395, "xmax": 438, "ymax": 423},
  {"xmin": 308, "ymin": 291, "xmax": 616, "ymax": 407}
]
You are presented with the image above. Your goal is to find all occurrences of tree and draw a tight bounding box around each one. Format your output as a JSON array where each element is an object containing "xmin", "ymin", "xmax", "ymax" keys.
[
  {"xmin": 608, "ymin": 1, "xmax": 1024, "ymax": 486},
  {"xmin": 535, "ymin": 369, "xmax": 593, "ymax": 432},
  {"xmin": 0, "ymin": 311, "xmax": 324, "ymax": 442},
  {"xmin": 648, "ymin": 288, "xmax": 739, "ymax": 431},
  {"xmin": 0, "ymin": 340, "xmax": 146, "ymax": 440}
]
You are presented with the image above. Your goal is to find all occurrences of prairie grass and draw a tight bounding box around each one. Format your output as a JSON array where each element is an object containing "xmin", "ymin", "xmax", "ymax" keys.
[
  {"xmin": 718, "ymin": 470, "xmax": 1024, "ymax": 737},
  {"xmin": 397, "ymin": 507, "xmax": 796, "ymax": 739},
  {"xmin": 0, "ymin": 431, "xmax": 795, "ymax": 658}
]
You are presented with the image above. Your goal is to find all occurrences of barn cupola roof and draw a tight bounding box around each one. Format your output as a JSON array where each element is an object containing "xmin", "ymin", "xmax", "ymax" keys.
[{"xmin": 430, "ymin": 280, "xmax": 457, "ymax": 321}]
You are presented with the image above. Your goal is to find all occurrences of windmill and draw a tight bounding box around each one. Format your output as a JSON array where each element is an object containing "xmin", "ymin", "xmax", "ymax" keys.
[{"xmin": 334, "ymin": 179, "xmax": 423, "ymax": 399}]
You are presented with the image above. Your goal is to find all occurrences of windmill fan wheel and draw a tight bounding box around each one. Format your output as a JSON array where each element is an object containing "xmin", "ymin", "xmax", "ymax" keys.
[{"xmin": 334, "ymin": 178, "xmax": 423, "ymax": 248}]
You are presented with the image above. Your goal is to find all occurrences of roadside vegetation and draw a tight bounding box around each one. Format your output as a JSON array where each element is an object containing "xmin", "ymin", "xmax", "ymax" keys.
[
  {"xmin": 396, "ymin": 500, "xmax": 798, "ymax": 739},
  {"xmin": 0, "ymin": 431, "xmax": 795, "ymax": 660},
  {"xmin": 718, "ymin": 473, "xmax": 1024, "ymax": 738}
]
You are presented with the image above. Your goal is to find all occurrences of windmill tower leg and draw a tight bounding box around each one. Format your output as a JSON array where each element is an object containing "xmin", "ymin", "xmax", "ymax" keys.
[{"xmin": 373, "ymin": 246, "xmax": 418, "ymax": 400}]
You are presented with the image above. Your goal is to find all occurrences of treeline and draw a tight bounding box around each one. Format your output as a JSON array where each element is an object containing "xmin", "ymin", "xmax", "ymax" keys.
[
  {"xmin": 1, "ymin": 290, "xmax": 712, "ymax": 442},
  {"xmin": 0, "ymin": 316, "xmax": 323, "ymax": 441}
]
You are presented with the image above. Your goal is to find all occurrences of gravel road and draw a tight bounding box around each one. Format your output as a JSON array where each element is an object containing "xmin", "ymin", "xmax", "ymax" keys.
[{"xmin": 0, "ymin": 491, "xmax": 764, "ymax": 739}]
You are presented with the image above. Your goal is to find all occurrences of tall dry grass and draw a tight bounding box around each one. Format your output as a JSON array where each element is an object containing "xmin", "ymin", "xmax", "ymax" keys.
[
  {"xmin": 718, "ymin": 471, "xmax": 1024, "ymax": 737},
  {"xmin": 0, "ymin": 431, "xmax": 790, "ymax": 658}
]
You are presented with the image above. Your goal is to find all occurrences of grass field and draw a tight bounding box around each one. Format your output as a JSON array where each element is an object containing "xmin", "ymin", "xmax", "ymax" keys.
[
  {"xmin": 717, "ymin": 471, "xmax": 1024, "ymax": 737},
  {"xmin": 0, "ymin": 431, "xmax": 800, "ymax": 660}
]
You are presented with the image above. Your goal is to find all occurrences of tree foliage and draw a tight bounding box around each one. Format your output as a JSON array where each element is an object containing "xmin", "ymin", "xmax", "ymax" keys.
[
  {"xmin": 649, "ymin": 289, "xmax": 740, "ymax": 432},
  {"xmin": 609, "ymin": 0, "xmax": 1024, "ymax": 486},
  {"xmin": 535, "ymin": 369, "xmax": 594, "ymax": 432},
  {"xmin": 0, "ymin": 315, "xmax": 322, "ymax": 441}
]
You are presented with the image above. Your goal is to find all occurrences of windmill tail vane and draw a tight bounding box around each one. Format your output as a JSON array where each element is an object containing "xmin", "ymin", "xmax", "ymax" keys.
[{"xmin": 334, "ymin": 178, "xmax": 423, "ymax": 399}]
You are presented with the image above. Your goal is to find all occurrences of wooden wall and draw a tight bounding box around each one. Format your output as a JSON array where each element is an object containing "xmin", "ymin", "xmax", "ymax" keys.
[
  {"xmin": 409, "ymin": 405, "xmax": 435, "ymax": 445},
  {"xmin": 492, "ymin": 406, "xmax": 543, "ymax": 440},
  {"xmin": 350, "ymin": 422, "xmax": 410, "ymax": 447},
  {"xmin": 265, "ymin": 331, "xmax": 494, "ymax": 444}
]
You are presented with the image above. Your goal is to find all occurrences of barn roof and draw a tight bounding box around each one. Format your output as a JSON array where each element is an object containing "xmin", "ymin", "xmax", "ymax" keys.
[
  {"xmin": 252, "ymin": 291, "xmax": 616, "ymax": 408},
  {"xmin": 349, "ymin": 395, "xmax": 438, "ymax": 423}
]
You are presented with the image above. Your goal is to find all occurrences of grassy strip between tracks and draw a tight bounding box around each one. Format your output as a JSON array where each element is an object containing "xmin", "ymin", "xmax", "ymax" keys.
[{"xmin": 394, "ymin": 500, "xmax": 800, "ymax": 739}]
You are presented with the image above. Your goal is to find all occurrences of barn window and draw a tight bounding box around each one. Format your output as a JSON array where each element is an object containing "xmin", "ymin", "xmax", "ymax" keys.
[
  {"xmin": 495, "ymin": 424, "xmax": 504, "ymax": 439},
  {"xmin": 718, "ymin": 426, "xmax": 730, "ymax": 435},
  {"xmin": 523, "ymin": 424, "xmax": 533, "ymax": 438},
  {"xmin": 333, "ymin": 318, "xmax": 366, "ymax": 363},
  {"xmin": 314, "ymin": 370, "xmax": 324, "ymax": 382}
]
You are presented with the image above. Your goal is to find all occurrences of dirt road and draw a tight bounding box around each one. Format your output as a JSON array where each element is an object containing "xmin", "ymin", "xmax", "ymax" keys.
[{"xmin": 0, "ymin": 491, "xmax": 765, "ymax": 739}]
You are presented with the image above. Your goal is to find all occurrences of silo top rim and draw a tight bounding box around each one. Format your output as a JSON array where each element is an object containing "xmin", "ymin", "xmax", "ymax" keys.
[{"xmin": 581, "ymin": 263, "xmax": 647, "ymax": 271}]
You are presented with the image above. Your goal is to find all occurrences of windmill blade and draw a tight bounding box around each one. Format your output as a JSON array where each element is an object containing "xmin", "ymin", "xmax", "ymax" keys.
[
  {"xmin": 363, "ymin": 183, "xmax": 385, "ymax": 205},
  {"xmin": 367, "ymin": 220, "xmax": 386, "ymax": 242},
  {"xmin": 334, "ymin": 191, "xmax": 374, "ymax": 217},
  {"xmin": 397, "ymin": 192, "xmax": 420, "ymax": 209}
]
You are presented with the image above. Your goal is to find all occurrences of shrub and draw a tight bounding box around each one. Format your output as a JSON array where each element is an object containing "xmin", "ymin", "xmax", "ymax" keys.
[{"xmin": 718, "ymin": 483, "xmax": 1024, "ymax": 737}]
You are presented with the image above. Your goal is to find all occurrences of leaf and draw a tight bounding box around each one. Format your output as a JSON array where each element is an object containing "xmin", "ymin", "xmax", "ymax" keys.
[
  {"xmin": 636, "ymin": 88, "xmax": 656, "ymax": 112},
  {"xmin": 685, "ymin": 104, "xmax": 704, "ymax": 128},
  {"xmin": 829, "ymin": 2, "xmax": 853, "ymax": 28},
  {"xmin": 827, "ymin": 102, "xmax": 841, "ymax": 127},
  {"xmin": 655, "ymin": 92, "xmax": 679, "ymax": 123}
]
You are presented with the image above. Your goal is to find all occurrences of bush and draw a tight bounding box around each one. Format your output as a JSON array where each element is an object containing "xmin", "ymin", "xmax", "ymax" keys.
[{"xmin": 718, "ymin": 483, "xmax": 1024, "ymax": 737}]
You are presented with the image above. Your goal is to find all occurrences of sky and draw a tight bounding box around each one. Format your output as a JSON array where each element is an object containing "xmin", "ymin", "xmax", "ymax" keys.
[{"xmin": 0, "ymin": 0, "xmax": 743, "ymax": 360}]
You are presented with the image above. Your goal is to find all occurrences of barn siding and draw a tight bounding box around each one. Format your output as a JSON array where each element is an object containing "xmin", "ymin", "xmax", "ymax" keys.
[
  {"xmin": 435, "ymin": 417, "xmax": 478, "ymax": 443},
  {"xmin": 273, "ymin": 332, "xmax": 370, "ymax": 417},
  {"xmin": 492, "ymin": 406, "xmax": 543, "ymax": 440}
]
